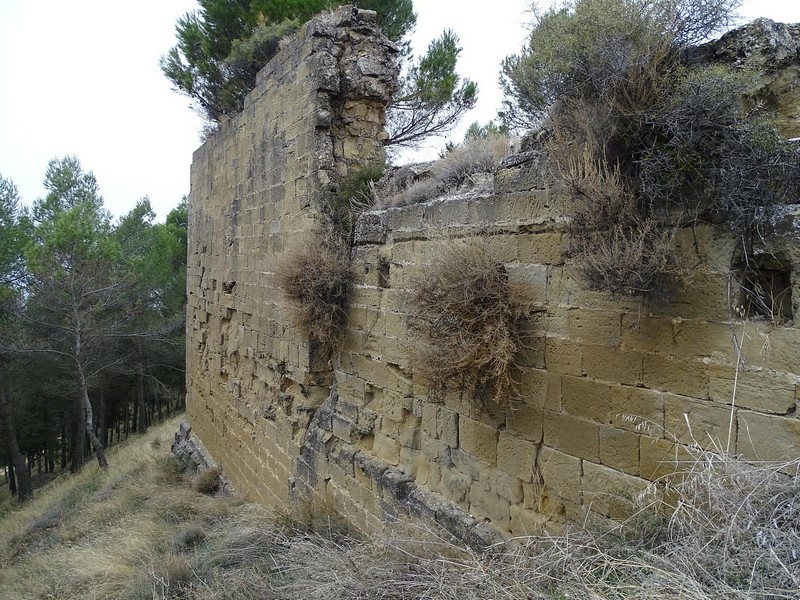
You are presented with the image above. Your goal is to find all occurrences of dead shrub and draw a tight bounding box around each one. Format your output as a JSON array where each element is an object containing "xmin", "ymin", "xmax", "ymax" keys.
[
  {"xmin": 434, "ymin": 134, "xmax": 510, "ymax": 189},
  {"xmin": 406, "ymin": 239, "xmax": 528, "ymax": 405},
  {"xmin": 278, "ymin": 236, "xmax": 354, "ymax": 345},
  {"xmin": 505, "ymin": 0, "xmax": 800, "ymax": 298},
  {"xmin": 191, "ymin": 467, "xmax": 221, "ymax": 495},
  {"xmin": 564, "ymin": 149, "xmax": 680, "ymax": 295}
]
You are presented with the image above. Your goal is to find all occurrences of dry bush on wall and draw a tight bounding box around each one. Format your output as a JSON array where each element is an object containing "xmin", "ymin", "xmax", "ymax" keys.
[
  {"xmin": 406, "ymin": 239, "xmax": 529, "ymax": 405},
  {"xmin": 278, "ymin": 235, "xmax": 354, "ymax": 345},
  {"xmin": 191, "ymin": 467, "xmax": 222, "ymax": 495},
  {"xmin": 564, "ymin": 148, "xmax": 681, "ymax": 295}
]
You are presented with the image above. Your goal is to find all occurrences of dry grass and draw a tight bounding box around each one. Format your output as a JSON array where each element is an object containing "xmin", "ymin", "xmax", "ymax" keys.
[
  {"xmin": 1, "ymin": 413, "xmax": 798, "ymax": 598},
  {"xmin": 379, "ymin": 135, "xmax": 510, "ymax": 208},
  {"xmin": 191, "ymin": 467, "xmax": 221, "ymax": 495},
  {"xmin": 0, "ymin": 417, "xmax": 232, "ymax": 599},
  {"xmin": 278, "ymin": 234, "xmax": 354, "ymax": 345},
  {"xmin": 405, "ymin": 238, "xmax": 529, "ymax": 405}
]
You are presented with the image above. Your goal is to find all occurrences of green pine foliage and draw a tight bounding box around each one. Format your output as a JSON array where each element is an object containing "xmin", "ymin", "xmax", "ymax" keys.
[
  {"xmin": 387, "ymin": 29, "xmax": 478, "ymax": 147},
  {"xmin": 0, "ymin": 158, "xmax": 187, "ymax": 498},
  {"xmin": 162, "ymin": 1, "xmax": 476, "ymax": 146}
]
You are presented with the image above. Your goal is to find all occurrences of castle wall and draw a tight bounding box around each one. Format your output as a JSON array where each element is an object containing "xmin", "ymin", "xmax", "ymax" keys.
[
  {"xmin": 186, "ymin": 6, "xmax": 397, "ymax": 513},
  {"xmin": 186, "ymin": 7, "xmax": 800, "ymax": 542}
]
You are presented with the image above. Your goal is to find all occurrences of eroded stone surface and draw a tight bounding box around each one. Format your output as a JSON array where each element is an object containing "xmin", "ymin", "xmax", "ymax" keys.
[{"xmin": 186, "ymin": 12, "xmax": 800, "ymax": 544}]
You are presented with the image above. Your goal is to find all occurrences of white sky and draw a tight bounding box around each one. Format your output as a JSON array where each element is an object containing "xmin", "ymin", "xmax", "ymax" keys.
[{"xmin": 0, "ymin": 1, "xmax": 798, "ymax": 221}]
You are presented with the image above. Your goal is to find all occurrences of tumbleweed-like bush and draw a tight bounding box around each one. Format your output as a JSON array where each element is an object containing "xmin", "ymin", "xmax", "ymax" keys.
[
  {"xmin": 278, "ymin": 235, "xmax": 354, "ymax": 345},
  {"xmin": 406, "ymin": 239, "xmax": 528, "ymax": 404}
]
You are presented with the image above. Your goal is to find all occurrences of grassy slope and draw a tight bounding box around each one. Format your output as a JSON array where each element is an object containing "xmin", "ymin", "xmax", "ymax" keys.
[{"xmin": 1, "ymin": 416, "xmax": 798, "ymax": 599}]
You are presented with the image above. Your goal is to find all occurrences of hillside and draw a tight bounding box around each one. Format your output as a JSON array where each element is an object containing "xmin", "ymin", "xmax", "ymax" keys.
[{"xmin": 1, "ymin": 416, "xmax": 798, "ymax": 599}]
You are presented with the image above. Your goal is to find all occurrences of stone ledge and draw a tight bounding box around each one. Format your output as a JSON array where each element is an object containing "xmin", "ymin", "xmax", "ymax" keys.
[{"xmin": 171, "ymin": 421, "xmax": 235, "ymax": 496}]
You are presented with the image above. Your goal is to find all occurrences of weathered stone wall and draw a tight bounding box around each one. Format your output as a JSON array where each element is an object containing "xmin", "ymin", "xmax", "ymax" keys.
[
  {"xmin": 186, "ymin": 6, "xmax": 398, "ymax": 511},
  {"xmin": 187, "ymin": 9, "xmax": 800, "ymax": 542},
  {"xmin": 337, "ymin": 154, "xmax": 800, "ymax": 535}
]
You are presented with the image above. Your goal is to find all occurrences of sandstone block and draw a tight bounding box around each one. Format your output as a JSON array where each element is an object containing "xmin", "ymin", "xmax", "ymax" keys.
[
  {"xmin": 561, "ymin": 376, "xmax": 612, "ymax": 423},
  {"xmin": 518, "ymin": 335, "xmax": 546, "ymax": 369},
  {"xmin": 372, "ymin": 432, "xmax": 400, "ymax": 465},
  {"xmin": 437, "ymin": 408, "xmax": 459, "ymax": 448},
  {"xmin": 546, "ymin": 266, "xmax": 578, "ymax": 307},
  {"xmin": 506, "ymin": 263, "xmax": 547, "ymax": 304},
  {"xmin": 642, "ymin": 354, "xmax": 709, "ymax": 398},
  {"xmin": 459, "ymin": 417, "xmax": 499, "ymax": 465},
  {"xmin": 673, "ymin": 320, "xmax": 737, "ymax": 362},
  {"xmin": 514, "ymin": 367, "xmax": 550, "ymax": 408},
  {"xmin": 543, "ymin": 411, "xmax": 599, "ymax": 462},
  {"xmin": 639, "ymin": 436, "xmax": 695, "ymax": 481},
  {"xmin": 582, "ymin": 345, "xmax": 643, "ymax": 387},
  {"xmin": 497, "ymin": 431, "xmax": 540, "ymax": 482},
  {"xmin": 663, "ymin": 394, "xmax": 735, "ymax": 448},
  {"xmin": 539, "ymin": 447, "xmax": 582, "ymax": 507},
  {"xmin": 421, "ymin": 403, "xmax": 438, "ymax": 437},
  {"xmin": 505, "ymin": 401, "xmax": 544, "ymax": 443},
  {"xmin": 545, "ymin": 338, "xmax": 583, "ymax": 376},
  {"xmin": 757, "ymin": 327, "xmax": 800, "ymax": 375},
  {"xmin": 708, "ymin": 366, "xmax": 796, "ymax": 414},
  {"xmin": 439, "ymin": 466, "xmax": 471, "ymax": 506},
  {"xmin": 609, "ymin": 386, "xmax": 664, "ymax": 434},
  {"xmin": 469, "ymin": 484, "xmax": 511, "ymax": 529},
  {"xmin": 653, "ymin": 272, "xmax": 730, "ymax": 321},
  {"xmin": 582, "ymin": 461, "xmax": 649, "ymax": 520},
  {"xmin": 622, "ymin": 312, "xmax": 675, "ymax": 354},
  {"xmin": 568, "ymin": 309, "xmax": 622, "ymax": 346},
  {"xmin": 599, "ymin": 426, "xmax": 640, "ymax": 475},
  {"xmin": 737, "ymin": 410, "xmax": 800, "ymax": 461},
  {"xmin": 517, "ymin": 233, "xmax": 565, "ymax": 265},
  {"xmin": 399, "ymin": 446, "xmax": 430, "ymax": 484}
]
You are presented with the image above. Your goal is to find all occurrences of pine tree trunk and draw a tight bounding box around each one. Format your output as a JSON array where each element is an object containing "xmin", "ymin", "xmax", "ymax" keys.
[
  {"xmin": 70, "ymin": 400, "xmax": 85, "ymax": 473},
  {"xmin": 47, "ymin": 439, "xmax": 54, "ymax": 473},
  {"xmin": 60, "ymin": 414, "xmax": 67, "ymax": 470},
  {"xmin": 99, "ymin": 387, "xmax": 108, "ymax": 448},
  {"xmin": 131, "ymin": 388, "xmax": 138, "ymax": 434},
  {"xmin": 156, "ymin": 388, "xmax": 163, "ymax": 423},
  {"xmin": 0, "ymin": 374, "xmax": 32, "ymax": 502},
  {"xmin": 7, "ymin": 459, "xmax": 16, "ymax": 496},
  {"xmin": 79, "ymin": 384, "xmax": 107, "ymax": 469},
  {"xmin": 137, "ymin": 362, "xmax": 147, "ymax": 433}
]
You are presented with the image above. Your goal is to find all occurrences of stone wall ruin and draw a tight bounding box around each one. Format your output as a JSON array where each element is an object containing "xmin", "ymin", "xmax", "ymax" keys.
[{"xmin": 185, "ymin": 8, "xmax": 800, "ymax": 542}]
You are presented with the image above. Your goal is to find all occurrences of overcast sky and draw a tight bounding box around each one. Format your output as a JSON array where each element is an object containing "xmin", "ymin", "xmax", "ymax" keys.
[{"xmin": 0, "ymin": 1, "xmax": 797, "ymax": 221}]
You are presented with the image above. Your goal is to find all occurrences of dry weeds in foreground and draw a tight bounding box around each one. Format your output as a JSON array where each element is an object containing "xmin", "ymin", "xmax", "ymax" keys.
[{"xmin": 1, "ymin": 416, "xmax": 798, "ymax": 599}]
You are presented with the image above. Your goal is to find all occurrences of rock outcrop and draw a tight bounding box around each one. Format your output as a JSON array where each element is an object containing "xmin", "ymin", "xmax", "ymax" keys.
[{"xmin": 700, "ymin": 18, "xmax": 800, "ymax": 138}]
